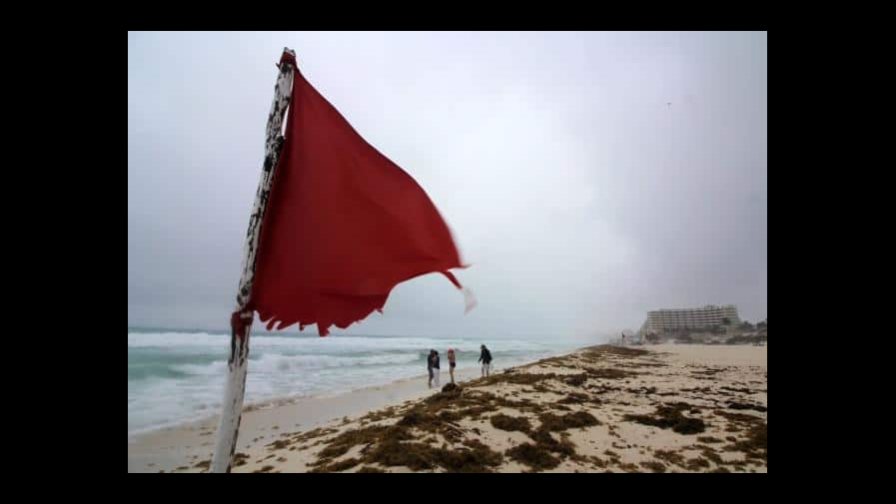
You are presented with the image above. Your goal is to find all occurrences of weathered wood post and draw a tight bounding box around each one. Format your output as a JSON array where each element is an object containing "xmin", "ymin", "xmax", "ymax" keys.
[{"xmin": 210, "ymin": 48, "xmax": 296, "ymax": 473}]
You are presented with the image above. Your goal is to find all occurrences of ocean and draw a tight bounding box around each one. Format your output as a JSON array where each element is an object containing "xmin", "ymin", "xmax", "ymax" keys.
[{"xmin": 128, "ymin": 329, "xmax": 587, "ymax": 437}]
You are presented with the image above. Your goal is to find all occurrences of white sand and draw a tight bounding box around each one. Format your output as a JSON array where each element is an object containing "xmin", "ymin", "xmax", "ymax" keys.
[
  {"xmin": 128, "ymin": 343, "xmax": 766, "ymax": 473},
  {"xmin": 128, "ymin": 366, "xmax": 487, "ymax": 472}
]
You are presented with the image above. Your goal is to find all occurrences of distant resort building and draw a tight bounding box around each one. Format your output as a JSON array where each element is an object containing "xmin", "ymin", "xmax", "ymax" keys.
[{"xmin": 639, "ymin": 305, "xmax": 740, "ymax": 337}]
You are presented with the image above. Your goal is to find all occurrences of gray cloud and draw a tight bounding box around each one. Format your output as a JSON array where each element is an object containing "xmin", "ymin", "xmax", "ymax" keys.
[{"xmin": 128, "ymin": 31, "xmax": 767, "ymax": 338}]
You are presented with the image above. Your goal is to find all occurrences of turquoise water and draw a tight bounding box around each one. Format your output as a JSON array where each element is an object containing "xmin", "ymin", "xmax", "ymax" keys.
[{"xmin": 128, "ymin": 329, "xmax": 585, "ymax": 435}]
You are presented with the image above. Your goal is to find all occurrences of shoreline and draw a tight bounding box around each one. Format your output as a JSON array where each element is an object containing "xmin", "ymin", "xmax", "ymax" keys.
[
  {"xmin": 128, "ymin": 355, "xmax": 553, "ymax": 472},
  {"xmin": 128, "ymin": 350, "xmax": 577, "ymax": 440},
  {"xmin": 128, "ymin": 343, "xmax": 767, "ymax": 473}
]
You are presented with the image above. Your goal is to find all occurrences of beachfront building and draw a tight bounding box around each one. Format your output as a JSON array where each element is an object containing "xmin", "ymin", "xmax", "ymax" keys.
[{"xmin": 639, "ymin": 305, "xmax": 740, "ymax": 336}]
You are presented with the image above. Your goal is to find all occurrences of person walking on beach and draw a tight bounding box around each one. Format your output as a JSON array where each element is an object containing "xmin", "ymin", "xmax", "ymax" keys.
[
  {"xmin": 447, "ymin": 348, "xmax": 457, "ymax": 384},
  {"xmin": 431, "ymin": 350, "xmax": 441, "ymax": 388},
  {"xmin": 427, "ymin": 350, "xmax": 436, "ymax": 389},
  {"xmin": 478, "ymin": 344, "xmax": 492, "ymax": 377}
]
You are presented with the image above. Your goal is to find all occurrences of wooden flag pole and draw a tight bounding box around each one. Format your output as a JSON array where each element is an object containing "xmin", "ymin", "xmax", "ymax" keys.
[{"xmin": 210, "ymin": 48, "xmax": 296, "ymax": 473}]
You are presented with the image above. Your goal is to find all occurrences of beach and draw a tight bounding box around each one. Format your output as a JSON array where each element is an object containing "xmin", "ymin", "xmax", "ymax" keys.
[{"xmin": 128, "ymin": 343, "xmax": 767, "ymax": 473}]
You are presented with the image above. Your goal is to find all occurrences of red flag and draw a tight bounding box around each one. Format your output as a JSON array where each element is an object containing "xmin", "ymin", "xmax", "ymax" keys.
[{"xmin": 249, "ymin": 53, "xmax": 469, "ymax": 336}]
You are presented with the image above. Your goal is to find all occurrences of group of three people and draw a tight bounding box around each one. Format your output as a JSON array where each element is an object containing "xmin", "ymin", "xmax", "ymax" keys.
[{"xmin": 427, "ymin": 345, "xmax": 492, "ymax": 388}]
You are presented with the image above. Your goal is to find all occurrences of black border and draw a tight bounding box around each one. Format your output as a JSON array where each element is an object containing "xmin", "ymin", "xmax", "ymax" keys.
[{"xmin": 29, "ymin": 10, "xmax": 775, "ymax": 495}]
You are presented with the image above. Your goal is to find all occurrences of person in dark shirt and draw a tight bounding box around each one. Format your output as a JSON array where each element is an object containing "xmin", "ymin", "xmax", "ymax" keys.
[
  {"xmin": 478, "ymin": 345, "xmax": 492, "ymax": 377},
  {"xmin": 427, "ymin": 350, "xmax": 436, "ymax": 389},
  {"xmin": 431, "ymin": 350, "xmax": 440, "ymax": 388}
]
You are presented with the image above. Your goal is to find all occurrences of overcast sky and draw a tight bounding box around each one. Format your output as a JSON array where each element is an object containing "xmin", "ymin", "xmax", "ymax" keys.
[{"xmin": 128, "ymin": 31, "xmax": 767, "ymax": 339}]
